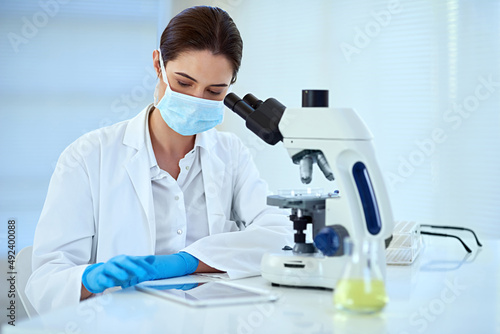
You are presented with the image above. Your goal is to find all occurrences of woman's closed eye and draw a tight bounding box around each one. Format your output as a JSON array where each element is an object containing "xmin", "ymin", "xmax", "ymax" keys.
[
  {"xmin": 208, "ymin": 90, "xmax": 222, "ymax": 96},
  {"xmin": 177, "ymin": 80, "xmax": 191, "ymax": 87},
  {"xmin": 174, "ymin": 77, "xmax": 224, "ymax": 97}
]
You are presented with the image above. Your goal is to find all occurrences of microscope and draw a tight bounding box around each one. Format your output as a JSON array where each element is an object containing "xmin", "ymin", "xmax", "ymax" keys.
[{"xmin": 224, "ymin": 90, "xmax": 394, "ymax": 289}]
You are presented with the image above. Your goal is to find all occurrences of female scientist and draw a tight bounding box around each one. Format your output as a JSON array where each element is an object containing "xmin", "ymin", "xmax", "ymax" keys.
[{"xmin": 26, "ymin": 6, "xmax": 292, "ymax": 314}]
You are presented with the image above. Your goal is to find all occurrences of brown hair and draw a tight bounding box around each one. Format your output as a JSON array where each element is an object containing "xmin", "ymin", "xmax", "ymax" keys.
[{"xmin": 159, "ymin": 6, "xmax": 243, "ymax": 84}]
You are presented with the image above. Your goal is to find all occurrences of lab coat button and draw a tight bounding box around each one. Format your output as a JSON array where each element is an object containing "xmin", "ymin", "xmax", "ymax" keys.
[
  {"xmin": 177, "ymin": 229, "xmax": 183, "ymax": 235},
  {"xmin": 185, "ymin": 166, "xmax": 189, "ymax": 171},
  {"xmin": 174, "ymin": 195, "xmax": 180, "ymax": 201}
]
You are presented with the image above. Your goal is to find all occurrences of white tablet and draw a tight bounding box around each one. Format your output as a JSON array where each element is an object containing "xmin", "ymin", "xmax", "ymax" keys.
[{"xmin": 136, "ymin": 281, "xmax": 278, "ymax": 307}]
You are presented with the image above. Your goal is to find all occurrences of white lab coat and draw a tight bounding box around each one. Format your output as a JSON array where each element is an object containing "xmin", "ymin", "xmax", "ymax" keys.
[{"xmin": 26, "ymin": 105, "xmax": 293, "ymax": 314}]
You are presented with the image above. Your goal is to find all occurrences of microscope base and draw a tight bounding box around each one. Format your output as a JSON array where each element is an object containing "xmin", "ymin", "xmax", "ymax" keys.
[{"xmin": 260, "ymin": 251, "xmax": 346, "ymax": 289}]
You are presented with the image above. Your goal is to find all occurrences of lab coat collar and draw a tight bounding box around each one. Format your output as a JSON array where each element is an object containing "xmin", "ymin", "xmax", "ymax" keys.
[
  {"xmin": 122, "ymin": 104, "xmax": 156, "ymax": 246},
  {"xmin": 194, "ymin": 128, "xmax": 216, "ymax": 152},
  {"xmin": 191, "ymin": 130, "xmax": 226, "ymax": 235},
  {"xmin": 143, "ymin": 106, "xmax": 216, "ymax": 177},
  {"xmin": 199, "ymin": 138, "xmax": 226, "ymax": 235},
  {"xmin": 123, "ymin": 104, "xmax": 155, "ymax": 150}
]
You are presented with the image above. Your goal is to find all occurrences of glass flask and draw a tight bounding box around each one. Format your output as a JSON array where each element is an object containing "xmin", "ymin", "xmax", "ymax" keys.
[{"xmin": 333, "ymin": 237, "xmax": 389, "ymax": 313}]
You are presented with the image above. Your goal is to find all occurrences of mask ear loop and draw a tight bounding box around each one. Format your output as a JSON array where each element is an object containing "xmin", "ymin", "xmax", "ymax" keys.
[
  {"xmin": 153, "ymin": 82, "xmax": 160, "ymax": 106},
  {"xmin": 158, "ymin": 49, "xmax": 169, "ymax": 85},
  {"xmin": 153, "ymin": 49, "xmax": 169, "ymax": 106}
]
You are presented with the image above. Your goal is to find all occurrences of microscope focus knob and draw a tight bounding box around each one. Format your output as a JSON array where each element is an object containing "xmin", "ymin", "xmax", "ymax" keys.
[{"xmin": 314, "ymin": 225, "xmax": 349, "ymax": 257}]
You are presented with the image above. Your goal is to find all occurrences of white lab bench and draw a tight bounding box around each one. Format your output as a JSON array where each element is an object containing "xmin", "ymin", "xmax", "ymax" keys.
[{"xmin": 3, "ymin": 237, "xmax": 498, "ymax": 334}]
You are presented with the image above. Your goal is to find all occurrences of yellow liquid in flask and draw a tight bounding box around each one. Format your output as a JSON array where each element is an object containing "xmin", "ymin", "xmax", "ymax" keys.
[{"xmin": 334, "ymin": 279, "xmax": 388, "ymax": 313}]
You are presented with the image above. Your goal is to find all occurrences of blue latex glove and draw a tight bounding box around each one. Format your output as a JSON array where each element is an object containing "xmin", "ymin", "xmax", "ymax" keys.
[{"xmin": 82, "ymin": 252, "xmax": 199, "ymax": 294}]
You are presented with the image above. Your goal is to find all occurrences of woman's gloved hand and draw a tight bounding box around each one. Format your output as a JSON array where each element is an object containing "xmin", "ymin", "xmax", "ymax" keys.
[{"xmin": 82, "ymin": 252, "xmax": 199, "ymax": 294}]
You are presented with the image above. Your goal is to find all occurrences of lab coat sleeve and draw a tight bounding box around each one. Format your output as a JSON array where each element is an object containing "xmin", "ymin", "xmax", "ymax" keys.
[
  {"xmin": 182, "ymin": 135, "xmax": 293, "ymax": 279},
  {"xmin": 26, "ymin": 139, "xmax": 95, "ymax": 314}
]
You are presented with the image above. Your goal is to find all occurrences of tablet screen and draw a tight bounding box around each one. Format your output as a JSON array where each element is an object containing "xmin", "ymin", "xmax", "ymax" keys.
[{"xmin": 137, "ymin": 281, "xmax": 278, "ymax": 307}]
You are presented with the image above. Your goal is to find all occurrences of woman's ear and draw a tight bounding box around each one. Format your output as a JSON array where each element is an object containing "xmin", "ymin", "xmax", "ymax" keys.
[{"xmin": 152, "ymin": 49, "xmax": 161, "ymax": 78}]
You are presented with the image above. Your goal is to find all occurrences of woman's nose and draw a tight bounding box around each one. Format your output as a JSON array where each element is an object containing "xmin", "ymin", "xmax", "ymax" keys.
[{"xmin": 190, "ymin": 88, "xmax": 205, "ymax": 99}]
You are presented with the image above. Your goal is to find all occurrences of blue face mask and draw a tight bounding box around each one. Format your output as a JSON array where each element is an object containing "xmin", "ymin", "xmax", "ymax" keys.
[{"xmin": 154, "ymin": 50, "xmax": 225, "ymax": 136}]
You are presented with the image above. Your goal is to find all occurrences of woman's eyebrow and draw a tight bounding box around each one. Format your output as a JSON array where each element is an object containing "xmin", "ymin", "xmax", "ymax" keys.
[
  {"xmin": 209, "ymin": 83, "xmax": 229, "ymax": 87},
  {"xmin": 174, "ymin": 72, "xmax": 228, "ymax": 87},
  {"xmin": 175, "ymin": 72, "xmax": 197, "ymax": 82}
]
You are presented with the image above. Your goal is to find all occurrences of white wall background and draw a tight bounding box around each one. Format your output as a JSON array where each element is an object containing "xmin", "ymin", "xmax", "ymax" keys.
[{"xmin": 0, "ymin": 0, "xmax": 499, "ymax": 323}]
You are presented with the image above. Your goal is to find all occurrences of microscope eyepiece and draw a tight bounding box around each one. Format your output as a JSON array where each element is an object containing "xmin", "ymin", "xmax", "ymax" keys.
[
  {"xmin": 223, "ymin": 91, "xmax": 286, "ymax": 145},
  {"xmin": 223, "ymin": 92, "xmax": 242, "ymax": 111},
  {"xmin": 243, "ymin": 93, "xmax": 263, "ymax": 109},
  {"xmin": 224, "ymin": 93, "xmax": 255, "ymax": 120}
]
